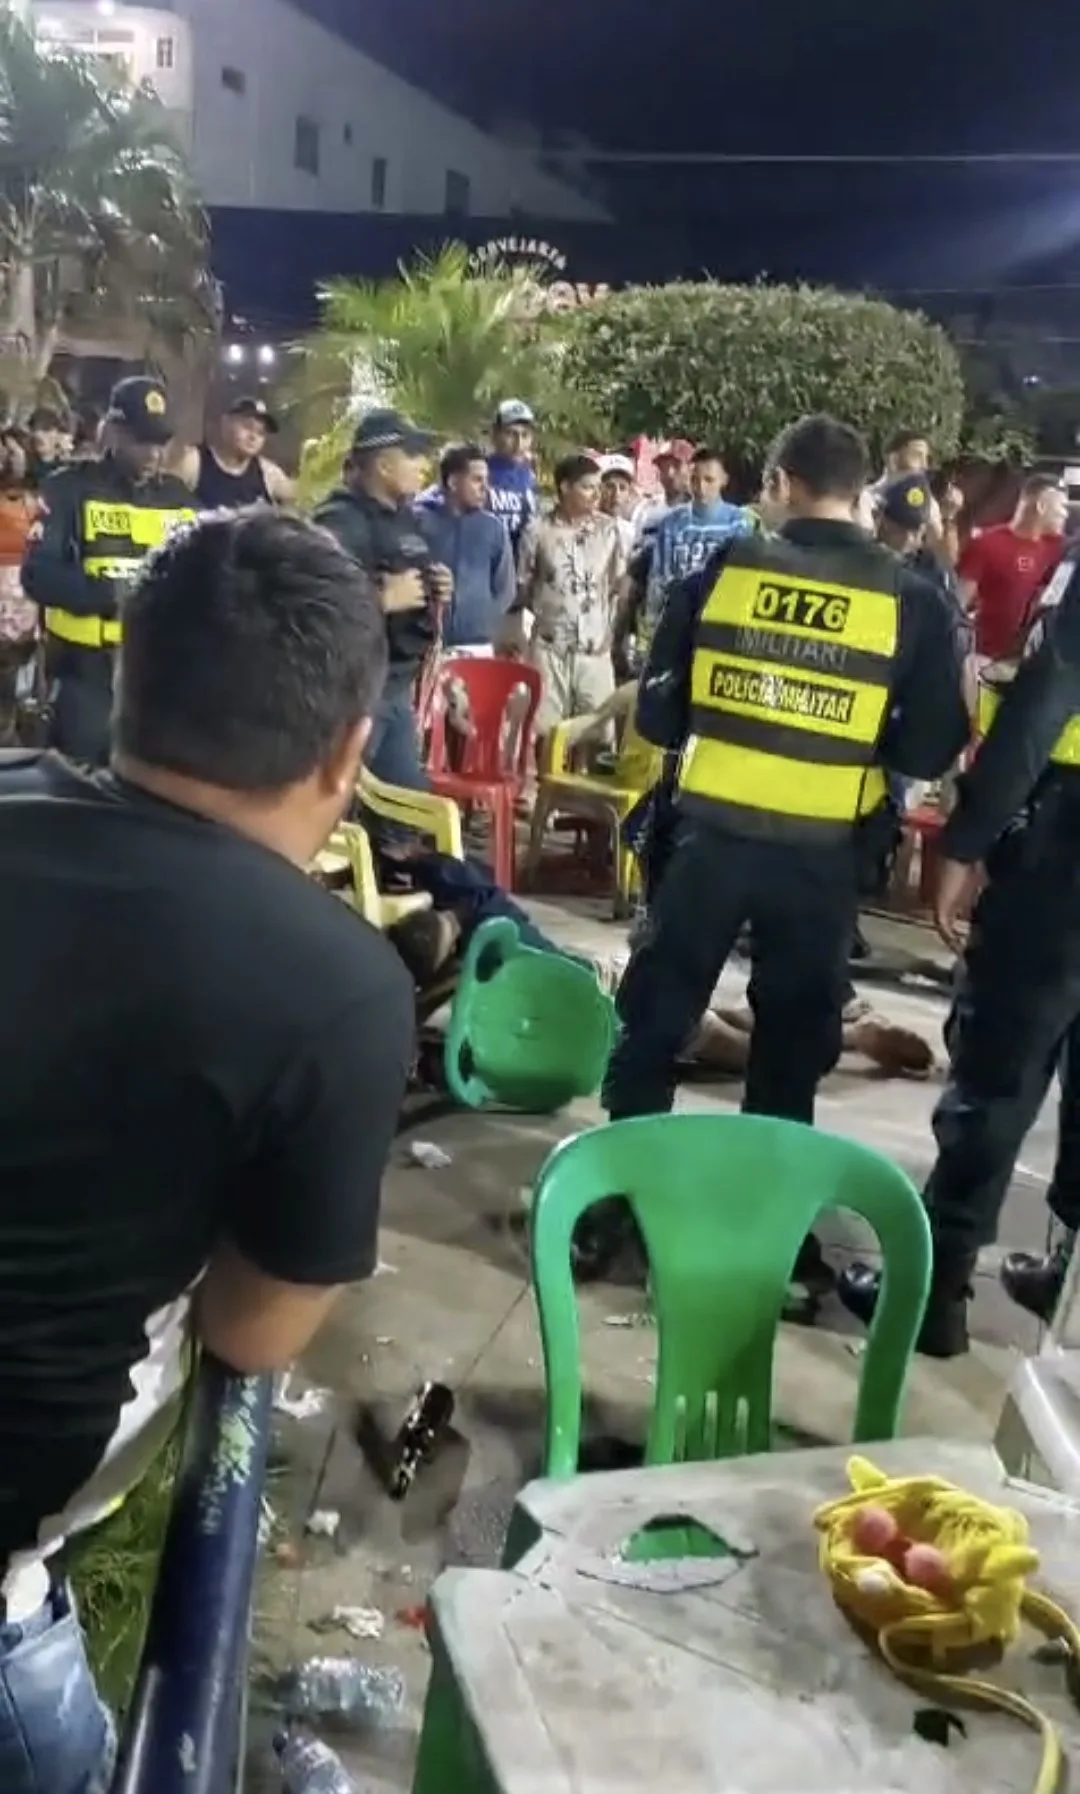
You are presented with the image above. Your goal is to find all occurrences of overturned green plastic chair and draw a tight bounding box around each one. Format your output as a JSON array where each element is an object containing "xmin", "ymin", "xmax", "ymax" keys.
[
  {"xmin": 444, "ymin": 917, "xmax": 616, "ymax": 1113},
  {"xmin": 531, "ymin": 1112, "xmax": 931, "ymax": 1477}
]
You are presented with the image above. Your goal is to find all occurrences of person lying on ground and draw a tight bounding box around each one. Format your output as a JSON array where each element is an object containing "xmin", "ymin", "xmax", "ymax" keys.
[{"xmin": 375, "ymin": 681, "xmax": 932, "ymax": 1090}]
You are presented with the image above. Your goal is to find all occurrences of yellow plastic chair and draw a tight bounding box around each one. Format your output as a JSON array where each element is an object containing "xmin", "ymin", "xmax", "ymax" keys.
[
  {"xmin": 358, "ymin": 767, "xmax": 464, "ymax": 860},
  {"xmin": 326, "ymin": 821, "xmax": 431, "ymax": 929},
  {"xmin": 319, "ymin": 776, "xmax": 466, "ymax": 930},
  {"xmin": 524, "ymin": 709, "xmax": 663, "ymax": 917}
]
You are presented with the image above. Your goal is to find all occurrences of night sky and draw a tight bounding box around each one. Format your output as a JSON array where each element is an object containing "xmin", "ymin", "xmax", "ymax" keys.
[
  {"xmin": 287, "ymin": 0, "xmax": 1080, "ymax": 295},
  {"xmin": 300, "ymin": 0, "xmax": 1075, "ymax": 156}
]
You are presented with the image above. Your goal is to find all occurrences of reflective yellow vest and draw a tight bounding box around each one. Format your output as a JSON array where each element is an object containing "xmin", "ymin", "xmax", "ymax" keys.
[
  {"xmin": 45, "ymin": 496, "xmax": 196, "ymax": 650},
  {"xmin": 677, "ymin": 533, "xmax": 901, "ymax": 841},
  {"xmin": 977, "ymin": 667, "xmax": 1080, "ymax": 768}
]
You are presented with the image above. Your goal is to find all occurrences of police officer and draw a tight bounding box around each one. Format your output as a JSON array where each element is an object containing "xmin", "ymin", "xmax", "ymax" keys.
[
  {"xmin": 22, "ymin": 377, "xmax": 195, "ymax": 766},
  {"xmin": 994, "ymin": 543, "xmax": 1080, "ymax": 1322},
  {"xmin": 878, "ymin": 474, "xmax": 958, "ymax": 596},
  {"xmin": 313, "ymin": 409, "xmax": 451, "ymax": 791},
  {"xmin": 839, "ymin": 534, "xmax": 1080, "ymax": 1355},
  {"xmin": 593, "ymin": 414, "xmax": 969, "ymax": 1279}
]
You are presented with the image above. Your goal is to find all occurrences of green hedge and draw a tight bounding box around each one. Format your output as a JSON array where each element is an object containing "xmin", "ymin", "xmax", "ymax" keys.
[{"xmin": 564, "ymin": 282, "xmax": 965, "ymax": 467}]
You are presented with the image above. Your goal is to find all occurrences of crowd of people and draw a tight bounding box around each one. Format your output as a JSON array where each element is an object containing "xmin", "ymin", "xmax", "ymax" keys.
[{"xmin": 4, "ymin": 366, "xmax": 1080, "ymax": 1790}]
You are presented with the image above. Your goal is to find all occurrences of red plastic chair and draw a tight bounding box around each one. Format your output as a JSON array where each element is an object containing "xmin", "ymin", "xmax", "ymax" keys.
[{"xmin": 423, "ymin": 656, "xmax": 543, "ymax": 889}]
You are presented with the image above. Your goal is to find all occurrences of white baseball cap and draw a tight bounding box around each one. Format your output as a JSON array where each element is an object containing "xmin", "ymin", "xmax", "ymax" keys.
[
  {"xmin": 599, "ymin": 454, "xmax": 635, "ymax": 479},
  {"xmin": 494, "ymin": 398, "xmax": 535, "ymax": 427}
]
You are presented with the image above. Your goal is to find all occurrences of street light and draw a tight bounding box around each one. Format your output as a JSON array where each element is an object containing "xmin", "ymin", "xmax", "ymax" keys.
[
  {"xmin": 257, "ymin": 345, "xmax": 276, "ymax": 366},
  {"xmin": 224, "ymin": 344, "xmax": 245, "ymax": 365}
]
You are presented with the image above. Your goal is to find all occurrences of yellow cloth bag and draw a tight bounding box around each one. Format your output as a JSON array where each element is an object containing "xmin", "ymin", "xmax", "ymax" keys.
[{"xmin": 815, "ymin": 1457, "xmax": 1080, "ymax": 1794}]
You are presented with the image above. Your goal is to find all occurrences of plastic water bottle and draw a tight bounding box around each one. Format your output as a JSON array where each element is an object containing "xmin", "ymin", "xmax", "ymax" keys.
[
  {"xmin": 274, "ymin": 1731, "xmax": 357, "ymax": 1793},
  {"xmin": 280, "ymin": 1656, "xmax": 406, "ymax": 1724}
]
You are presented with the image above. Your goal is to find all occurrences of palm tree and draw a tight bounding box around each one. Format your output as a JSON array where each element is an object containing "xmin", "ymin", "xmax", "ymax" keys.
[
  {"xmin": 0, "ymin": 11, "xmax": 210, "ymax": 382},
  {"xmin": 291, "ymin": 243, "xmax": 610, "ymax": 504}
]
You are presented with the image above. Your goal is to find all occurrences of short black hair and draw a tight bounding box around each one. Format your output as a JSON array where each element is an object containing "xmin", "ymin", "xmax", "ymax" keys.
[
  {"xmin": 554, "ymin": 452, "xmax": 601, "ymax": 490},
  {"xmin": 691, "ymin": 446, "xmax": 726, "ymax": 468},
  {"xmin": 440, "ymin": 442, "xmax": 486, "ymax": 484},
  {"xmin": 771, "ymin": 414, "xmax": 869, "ymax": 500},
  {"xmin": 885, "ymin": 427, "xmax": 929, "ymax": 458},
  {"xmin": 116, "ymin": 509, "xmax": 388, "ymax": 792}
]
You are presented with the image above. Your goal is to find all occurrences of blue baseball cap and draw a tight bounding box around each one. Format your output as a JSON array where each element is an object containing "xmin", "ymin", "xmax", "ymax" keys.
[
  {"xmin": 880, "ymin": 474, "xmax": 932, "ymax": 532},
  {"xmin": 106, "ymin": 376, "xmax": 173, "ymax": 445}
]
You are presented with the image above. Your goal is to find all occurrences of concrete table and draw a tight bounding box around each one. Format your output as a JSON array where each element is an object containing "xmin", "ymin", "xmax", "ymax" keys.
[{"xmin": 415, "ymin": 1440, "xmax": 1080, "ymax": 1794}]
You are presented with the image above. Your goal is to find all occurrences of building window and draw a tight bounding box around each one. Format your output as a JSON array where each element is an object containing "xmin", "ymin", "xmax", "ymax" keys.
[
  {"xmin": 444, "ymin": 168, "xmax": 470, "ymax": 218},
  {"xmin": 155, "ymin": 36, "xmax": 174, "ymax": 70},
  {"xmin": 221, "ymin": 65, "xmax": 246, "ymax": 94},
  {"xmin": 294, "ymin": 116, "xmax": 320, "ymax": 177},
  {"xmin": 370, "ymin": 156, "xmax": 387, "ymax": 211}
]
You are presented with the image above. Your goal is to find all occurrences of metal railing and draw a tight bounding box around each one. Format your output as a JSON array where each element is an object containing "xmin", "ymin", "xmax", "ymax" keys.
[{"xmin": 110, "ymin": 1358, "xmax": 273, "ymax": 1794}]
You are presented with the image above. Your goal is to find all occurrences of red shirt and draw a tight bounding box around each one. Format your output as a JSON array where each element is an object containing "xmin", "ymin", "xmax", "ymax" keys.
[{"xmin": 958, "ymin": 525, "xmax": 1063, "ymax": 660}]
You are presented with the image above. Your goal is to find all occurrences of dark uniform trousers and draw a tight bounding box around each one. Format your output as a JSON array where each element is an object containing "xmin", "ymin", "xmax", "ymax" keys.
[
  {"xmin": 602, "ymin": 815, "xmax": 860, "ymax": 1124},
  {"xmin": 47, "ymin": 646, "xmax": 114, "ymax": 767},
  {"xmin": 928, "ymin": 793, "xmax": 1080, "ymax": 1262}
]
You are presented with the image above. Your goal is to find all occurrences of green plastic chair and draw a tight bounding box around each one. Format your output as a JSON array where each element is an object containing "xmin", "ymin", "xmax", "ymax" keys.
[
  {"xmin": 444, "ymin": 916, "xmax": 616, "ymax": 1113},
  {"xmin": 529, "ymin": 1112, "xmax": 931, "ymax": 1477}
]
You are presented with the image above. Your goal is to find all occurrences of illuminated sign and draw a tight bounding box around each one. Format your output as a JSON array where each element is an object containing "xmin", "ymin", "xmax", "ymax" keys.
[
  {"xmin": 467, "ymin": 236, "xmax": 611, "ymax": 314},
  {"xmin": 467, "ymin": 237, "xmax": 568, "ymax": 275}
]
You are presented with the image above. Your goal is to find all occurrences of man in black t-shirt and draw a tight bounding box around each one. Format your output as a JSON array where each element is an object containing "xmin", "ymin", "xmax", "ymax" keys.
[{"xmin": 0, "ymin": 509, "xmax": 414, "ymax": 1791}]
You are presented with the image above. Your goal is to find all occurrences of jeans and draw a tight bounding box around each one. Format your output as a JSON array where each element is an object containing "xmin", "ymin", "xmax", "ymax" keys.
[
  {"xmin": 0, "ymin": 1582, "xmax": 115, "ymax": 1793},
  {"xmin": 365, "ymin": 685, "xmax": 428, "ymax": 793}
]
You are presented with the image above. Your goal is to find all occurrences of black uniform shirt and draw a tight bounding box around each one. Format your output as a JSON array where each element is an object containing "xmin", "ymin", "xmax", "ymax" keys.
[
  {"xmin": 313, "ymin": 483, "xmax": 437, "ymax": 686},
  {"xmin": 944, "ymin": 554, "xmax": 1080, "ymax": 865},
  {"xmin": 0, "ymin": 752, "xmax": 414, "ymax": 1564},
  {"xmin": 637, "ymin": 517, "xmax": 971, "ymax": 781},
  {"xmin": 21, "ymin": 457, "xmax": 195, "ymax": 622}
]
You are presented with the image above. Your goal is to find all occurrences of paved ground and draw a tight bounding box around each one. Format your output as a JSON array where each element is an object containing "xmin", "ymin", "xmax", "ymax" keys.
[{"xmin": 244, "ymin": 900, "xmax": 1060, "ymax": 1792}]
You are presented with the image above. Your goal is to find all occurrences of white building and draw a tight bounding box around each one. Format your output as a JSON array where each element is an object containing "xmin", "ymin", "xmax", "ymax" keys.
[{"xmin": 29, "ymin": 0, "xmax": 609, "ymax": 223}]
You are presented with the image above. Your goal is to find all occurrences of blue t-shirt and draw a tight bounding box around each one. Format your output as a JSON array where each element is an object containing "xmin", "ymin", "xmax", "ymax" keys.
[
  {"xmin": 486, "ymin": 454, "xmax": 537, "ymax": 554},
  {"xmin": 644, "ymin": 500, "xmax": 753, "ymax": 631}
]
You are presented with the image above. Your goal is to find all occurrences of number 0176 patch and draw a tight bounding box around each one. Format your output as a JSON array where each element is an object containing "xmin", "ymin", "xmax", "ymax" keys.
[{"xmin": 752, "ymin": 581, "xmax": 851, "ymax": 634}]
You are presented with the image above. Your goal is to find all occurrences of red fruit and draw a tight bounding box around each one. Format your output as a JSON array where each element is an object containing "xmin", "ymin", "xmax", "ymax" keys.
[
  {"xmin": 903, "ymin": 1543, "xmax": 952, "ymax": 1594},
  {"xmin": 852, "ymin": 1506, "xmax": 900, "ymax": 1556}
]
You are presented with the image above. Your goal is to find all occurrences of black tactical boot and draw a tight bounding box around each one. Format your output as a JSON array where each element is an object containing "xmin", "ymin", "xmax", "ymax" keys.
[
  {"xmin": 837, "ymin": 1251, "xmax": 976, "ymax": 1359},
  {"xmin": 1000, "ymin": 1232, "xmax": 1075, "ymax": 1325}
]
